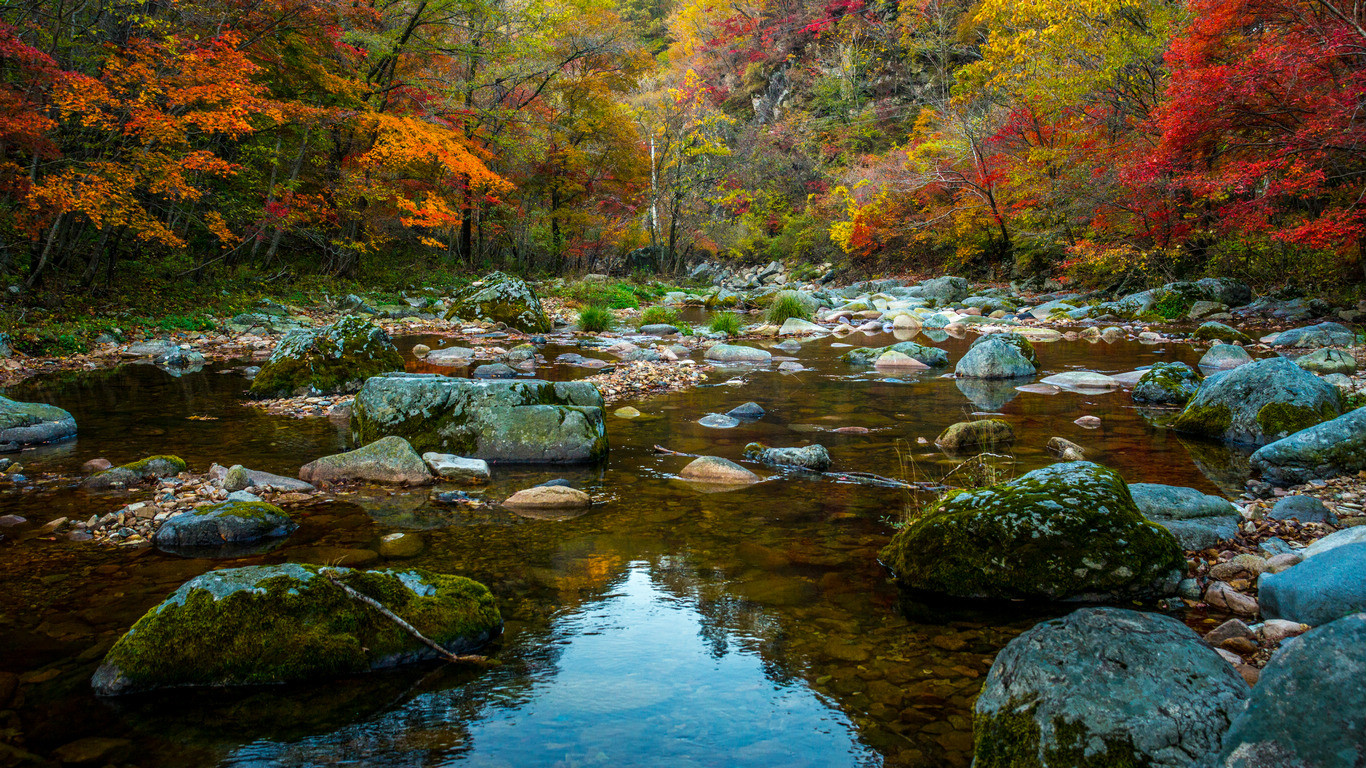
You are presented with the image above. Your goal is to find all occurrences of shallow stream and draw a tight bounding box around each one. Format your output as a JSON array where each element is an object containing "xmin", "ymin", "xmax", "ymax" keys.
[{"xmin": 0, "ymin": 326, "xmax": 1247, "ymax": 767}]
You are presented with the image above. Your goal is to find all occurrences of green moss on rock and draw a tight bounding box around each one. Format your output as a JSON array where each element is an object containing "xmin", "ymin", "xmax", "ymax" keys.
[
  {"xmin": 1256, "ymin": 401, "xmax": 1340, "ymax": 441},
  {"xmin": 443, "ymin": 272, "xmax": 551, "ymax": 333},
  {"xmin": 249, "ymin": 316, "xmax": 403, "ymax": 398},
  {"xmin": 92, "ymin": 564, "xmax": 501, "ymax": 695},
  {"xmin": 974, "ymin": 707, "xmax": 1144, "ymax": 768},
  {"xmin": 935, "ymin": 419, "xmax": 1015, "ymax": 452},
  {"xmin": 1132, "ymin": 362, "xmax": 1202, "ymax": 406},
  {"xmin": 879, "ymin": 462, "xmax": 1184, "ymax": 601}
]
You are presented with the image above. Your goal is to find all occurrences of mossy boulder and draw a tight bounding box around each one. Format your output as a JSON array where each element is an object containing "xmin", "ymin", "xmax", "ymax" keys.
[
  {"xmin": 1132, "ymin": 362, "xmax": 1201, "ymax": 406},
  {"xmin": 1250, "ymin": 407, "xmax": 1366, "ymax": 486},
  {"xmin": 0, "ymin": 395, "xmax": 76, "ymax": 446},
  {"xmin": 1169, "ymin": 357, "xmax": 1342, "ymax": 445},
  {"xmin": 82, "ymin": 455, "xmax": 188, "ymax": 490},
  {"xmin": 351, "ymin": 373, "xmax": 608, "ymax": 463},
  {"xmin": 249, "ymin": 316, "xmax": 403, "ymax": 398},
  {"xmin": 154, "ymin": 501, "xmax": 296, "ymax": 549},
  {"xmin": 879, "ymin": 462, "xmax": 1185, "ymax": 601},
  {"xmin": 443, "ymin": 271, "xmax": 550, "ymax": 333},
  {"xmin": 299, "ymin": 435, "xmax": 433, "ymax": 485},
  {"xmin": 1295, "ymin": 347, "xmax": 1357, "ymax": 375},
  {"xmin": 1192, "ymin": 321, "xmax": 1252, "ymax": 344},
  {"xmin": 841, "ymin": 341, "xmax": 949, "ymax": 367},
  {"xmin": 973, "ymin": 331, "xmax": 1038, "ymax": 365},
  {"xmin": 973, "ymin": 607, "xmax": 1249, "ymax": 768},
  {"xmin": 935, "ymin": 419, "xmax": 1015, "ymax": 452},
  {"xmin": 955, "ymin": 334, "xmax": 1037, "ymax": 379},
  {"xmin": 91, "ymin": 564, "xmax": 501, "ymax": 695},
  {"xmin": 742, "ymin": 442, "xmax": 831, "ymax": 471}
]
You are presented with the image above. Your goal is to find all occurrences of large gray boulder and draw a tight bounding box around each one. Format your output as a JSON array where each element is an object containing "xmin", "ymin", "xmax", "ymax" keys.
[
  {"xmin": 973, "ymin": 607, "xmax": 1249, "ymax": 768},
  {"xmin": 92, "ymin": 564, "xmax": 501, "ymax": 695},
  {"xmin": 1209, "ymin": 613, "xmax": 1366, "ymax": 768},
  {"xmin": 704, "ymin": 344, "xmax": 772, "ymax": 363},
  {"xmin": 299, "ymin": 436, "xmax": 433, "ymax": 485},
  {"xmin": 955, "ymin": 335, "xmax": 1037, "ymax": 379},
  {"xmin": 351, "ymin": 374, "xmax": 608, "ymax": 463},
  {"xmin": 0, "ymin": 395, "xmax": 76, "ymax": 446},
  {"xmin": 880, "ymin": 462, "xmax": 1185, "ymax": 601},
  {"xmin": 1129, "ymin": 483, "xmax": 1240, "ymax": 550},
  {"xmin": 1199, "ymin": 344, "xmax": 1252, "ymax": 371},
  {"xmin": 1258, "ymin": 543, "xmax": 1366, "ymax": 626},
  {"xmin": 1169, "ymin": 357, "xmax": 1341, "ymax": 445},
  {"xmin": 909, "ymin": 275, "xmax": 970, "ymax": 303},
  {"xmin": 1249, "ymin": 407, "xmax": 1366, "ymax": 485},
  {"xmin": 1132, "ymin": 363, "xmax": 1202, "ymax": 406},
  {"xmin": 443, "ymin": 271, "xmax": 550, "ymax": 333},
  {"xmin": 249, "ymin": 316, "xmax": 403, "ymax": 398},
  {"xmin": 154, "ymin": 501, "xmax": 296, "ymax": 549},
  {"xmin": 1270, "ymin": 321, "xmax": 1355, "ymax": 348}
]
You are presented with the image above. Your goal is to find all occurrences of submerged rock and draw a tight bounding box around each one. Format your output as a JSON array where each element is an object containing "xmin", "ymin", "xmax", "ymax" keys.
[
  {"xmin": 955, "ymin": 335, "xmax": 1036, "ymax": 379},
  {"xmin": 1249, "ymin": 407, "xmax": 1366, "ymax": 485},
  {"xmin": 742, "ymin": 442, "xmax": 831, "ymax": 471},
  {"xmin": 299, "ymin": 436, "xmax": 433, "ymax": 485},
  {"xmin": 249, "ymin": 316, "xmax": 403, "ymax": 398},
  {"xmin": 1128, "ymin": 483, "xmax": 1240, "ymax": 550},
  {"xmin": 83, "ymin": 455, "xmax": 188, "ymax": 490},
  {"xmin": 0, "ymin": 395, "xmax": 76, "ymax": 446},
  {"xmin": 973, "ymin": 607, "xmax": 1249, "ymax": 768},
  {"xmin": 1210, "ymin": 613, "xmax": 1366, "ymax": 768},
  {"xmin": 351, "ymin": 374, "xmax": 607, "ymax": 463},
  {"xmin": 935, "ymin": 419, "xmax": 1014, "ymax": 452},
  {"xmin": 443, "ymin": 272, "xmax": 550, "ymax": 333},
  {"xmin": 1169, "ymin": 357, "xmax": 1341, "ymax": 445},
  {"xmin": 1132, "ymin": 362, "xmax": 1201, "ymax": 406},
  {"xmin": 154, "ymin": 502, "xmax": 296, "ymax": 549},
  {"xmin": 91, "ymin": 564, "xmax": 500, "ymax": 695},
  {"xmin": 880, "ymin": 462, "xmax": 1185, "ymax": 601},
  {"xmin": 421, "ymin": 453, "xmax": 490, "ymax": 485}
]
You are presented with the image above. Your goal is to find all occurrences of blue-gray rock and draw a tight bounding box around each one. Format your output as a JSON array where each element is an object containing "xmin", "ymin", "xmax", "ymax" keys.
[
  {"xmin": 841, "ymin": 341, "xmax": 949, "ymax": 367},
  {"xmin": 955, "ymin": 335, "xmax": 1036, "ymax": 379},
  {"xmin": 1267, "ymin": 495, "xmax": 1337, "ymax": 524},
  {"xmin": 1193, "ymin": 321, "xmax": 1253, "ymax": 344},
  {"xmin": 1129, "ymin": 483, "xmax": 1240, "ymax": 550},
  {"xmin": 1259, "ymin": 537, "xmax": 1294, "ymax": 557},
  {"xmin": 727, "ymin": 402, "xmax": 765, "ymax": 419},
  {"xmin": 742, "ymin": 442, "xmax": 831, "ymax": 471},
  {"xmin": 351, "ymin": 374, "xmax": 607, "ymax": 463},
  {"xmin": 1249, "ymin": 407, "xmax": 1366, "ymax": 485},
  {"xmin": 443, "ymin": 272, "xmax": 550, "ymax": 333},
  {"xmin": 639, "ymin": 324, "xmax": 679, "ymax": 336},
  {"xmin": 1209, "ymin": 613, "xmax": 1366, "ymax": 768},
  {"xmin": 1271, "ymin": 321, "xmax": 1355, "ymax": 348},
  {"xmin": 1258, "ymin": 543, "xmax": 1366, "ymax": 626},
  {"xmin": 0, "ymin": 395, "xmax": 76, "ymax": 446},
  {"xmin": 698, "ymin": 413, "xmax": 740, "ymax": 429},
  {"xmin": 1199, "ymin": 343, "xmax": 1252, "ymax": 371},
  {"xmin": 154, "ymin": 501, "xmax": 295, "ymax": 549},
  {"xmin": 704, "ymin": 344, "xmax": 772, "ymax": 363},
  {"xmin": 1170, "ymin": 357, "xmax": 1342, "ymax": 445},
  {"xmin": 973, "ymin": 607, "xmax": 1249, "ymax": 768},
  {"xmin": 1295, "ymin": 348, "xmax": 1356, "ymax": 374},
  {"xmin": 1302, "ymin": 526, "xmax": 1366, "ymax": 560},
  {"xmin": 909, "ymin": 275, "xmax": 970, "ymax": 303},
  {"xmin": 1133, "ymin": 362, "xmax": 1202, "ymax": 406},
  {"xmin": 472, "ymin": 363, "xmax": 517, "ymax": 378}
]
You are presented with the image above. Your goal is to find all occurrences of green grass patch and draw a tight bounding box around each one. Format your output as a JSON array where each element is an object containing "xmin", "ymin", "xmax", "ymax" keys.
[
  {"xmin": 639, "ymin": 306, "xmax": 679, "ymax": 327},
  {"xmin": 765, "ymin": 291, "xmax": 811, "ymax": 325},
  {"xmin": 709, "ymin": 312, "xmax": 743, "ymax": 336},
  {"xmin": 578, "ymin": 305, "xmax": 614, "ymax": 333}
]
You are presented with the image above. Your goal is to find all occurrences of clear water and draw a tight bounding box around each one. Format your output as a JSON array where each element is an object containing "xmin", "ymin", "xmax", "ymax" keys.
[{"xmin": 0, "ymin": 326, "xmax": 1245, "ymax": 767}]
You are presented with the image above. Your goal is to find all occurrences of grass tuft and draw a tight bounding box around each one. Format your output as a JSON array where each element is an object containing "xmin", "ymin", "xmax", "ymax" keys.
[
  {"xmin": 709, "ymin": 312, "xmax": 743, "ymax": 336},
  {"xmin": 578, "ymin": 305, "xmax": 614, "ymax": 333},
  {"xmin": 765, "ymin": 291, "xmax": 811, "ymax": 325}
]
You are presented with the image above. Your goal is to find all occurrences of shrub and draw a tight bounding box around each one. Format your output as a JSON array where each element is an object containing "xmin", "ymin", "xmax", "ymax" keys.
[
  {"xmin": 577, "ymin": 305, "xmax": 614, "ymax": 333},
  {"xmin": 709, "ymin": 312, "xmax": 743, "ymax": 336},
  {"xmin": 639, "ymin": 306, "xmax": 678, "ymax": 327},
  {"xmin": 765, "ymin": 291, "xmax": 811, "ymax": 325}
]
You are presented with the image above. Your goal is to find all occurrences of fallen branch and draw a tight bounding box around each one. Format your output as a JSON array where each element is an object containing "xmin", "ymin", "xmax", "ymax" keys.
[{"xmin": 323, "ymin": 571, "xmax": 491, "ymax": 665}]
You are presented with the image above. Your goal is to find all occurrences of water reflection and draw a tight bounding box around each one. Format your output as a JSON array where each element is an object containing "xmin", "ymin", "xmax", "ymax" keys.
[{"xmin": 224, "ymin": 563, "xmax": 879, "ymax": 768}]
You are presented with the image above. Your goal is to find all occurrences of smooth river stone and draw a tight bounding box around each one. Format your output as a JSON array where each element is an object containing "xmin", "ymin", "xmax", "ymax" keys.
[{"xmin": 698, "ymin": 414, "xmax": 741, "ymax": 429}]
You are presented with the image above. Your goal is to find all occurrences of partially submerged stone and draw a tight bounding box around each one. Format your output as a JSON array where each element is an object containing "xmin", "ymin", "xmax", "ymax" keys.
[
  {"xmin": 1132, "ymin": 362, "xmax": 1201, "ymax": 406},
  {"xmin": 1129, "ymin": 483, "xmax": 1240, "ymax": 550},
  {"xmin": 421, "ymin": 453, "xmax": 490, "ymax": 485},
  {"xmin": 299, "ymin": 436, "xmax": 433, "ymax": 485},
  {"xmin": 1199, "ymin": 343, "xmax": 1252, "ymax": 371},
  {"xmin": 0, "ymin": 395, "xmax": 76, "ymax": 446},
  {"xmin": 935, "ymin": 419, "xmax": 1014, "ymax": 452},
  {"xmin": 1038, "ymin": 371, "xmax": 1119, "ymax": 392},
  {"xmin": 1250, "ymin": 407, "xmax": 1366, "ymax": 485},
  {"xmin": 955, "ymin": 335, "xmax": 1036, "ymax": 379},
  {"xmin": 443, "ymin": 272, "xmax": 551, "ymax": 333},
  {"xmin": 677, "ymin": 456, "xmax": 760, "ymax": 485},
  {"xmin": 351, "ymin": 374, "xmax": 608, "ymax": 463},
  {"xmin": 249, "ymin": 316, "xmax": 403, "ymax": 398},
  {"xmin": 841, "ymin": 341, "xmax": 948, "ymax": 368},
  {"xmin": 83, "ymin": 455, "xmax": 188, "ymax": 490},
  {"xmin": 91, "ymin": 564, "xmax": 500, "ymax": 695},
  {"xmin": 973, "ymin": 607, "xmax": 1249, "ymax": 768},
  {"xmin": 742, "ymin": 442, "xmax": 831, "ymax": 471},
  {"xmin": 704, "ymin": 344, "xmax": 772, "ymax": 363},
  {"xmin": 880, "ymin": 462, "xmax": 1185, "ymax": 601},
  {"xmin": 1193, "ymin": 321, "xmax": 1252, "ymax": 344},
  {"xmin": 1169, "ymin": 357, "xmax": 1341, "ymax": 445},
  {"xmin": 502, "ymin": 485, "xmax": 591, "ymax": 509},
  {"xmin": 154, "ymin": 501, "xmax": 295, "ymax": 549}
]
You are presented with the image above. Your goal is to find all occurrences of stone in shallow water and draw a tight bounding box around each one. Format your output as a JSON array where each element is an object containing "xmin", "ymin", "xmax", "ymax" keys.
[
  {"xmin": 0, "ymin": 395, "xmax": 77, "ymax": 446},
  {"xmin": 742, "ymin": 442, "xmax": 831, "ymax": 471},
  {"xmin": 1171, "ymin": 356, "xmax": 1341, "ymax": 446},
  {"xmin": 1199, "ymin": 343, "xmax": 1251, "ymax": 371},
  {"xmin": 677, "ymin": 456, "xmax": 759, "ymax": 484},
  {"xmin": 153, "ymin": 502, "xmax": 297, "ymax": 550},
  {"xmin": 1128, "ymin": 483, "xmax": 1240, "ymax": 550},
  {"xmin": 613, "ymin": 406, "xmax": 641, "ymax": 419},
  {"xmin": 299, "ymin": 436, "xmax": 432, "ymax": 485},
  {"xmin": 1039, "ymin": 371, "xmax": 1120, "ymax": 391},
  {"xmin": 421, "ymin": 453, "xmax": 489, "ymax": 485},
  {"xmin": 249, "ymin": 316, "xmax": 403, "ymax": 397},
  {"xmin": 704, "ymin": 344, "xmax": 772, "ymax": 363},
  {"xmin": 503, "ymin": 485, "xmax": 591, "ymax": 509},
  {"xmin": 726, "ymin": 401, "xmax": 765, "ymax": 419},
  {"xmin": 698, "ymin": 413, "xmax": 740, "ymax": 429}
]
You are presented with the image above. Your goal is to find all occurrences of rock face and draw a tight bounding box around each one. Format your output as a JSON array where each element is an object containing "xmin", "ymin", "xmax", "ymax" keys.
[
  {"xmin": 1271, "ymin": 321, "xmax": 1355, "ymax": 348},
  {"xmin": 742, "ymin": 442, "xmax": 831, "ymax": 471},
  {"xmin": 704, "ymin": 344, "xmax": 772, "ymax": 363},
  {"xmin": 0, "ymin": 395, "xmax": 76, "ymax": 446},
  {"xmin": 955, "ymin": 335, "xmax": 1037, "ymax": 379},
  {"xmin": 1128, "ymin": 483, "xmax": 1241, "ymax": 550},
  {"xmin": 1132, "ymin": 363, "xmax": 1201, "ymax": 406},
  {"xmin": 935, "ymin": 419, "xmax": 1015, "ymax": 452},
  {"xmin": 973, "ymin": 607, "xmax": 1249, "ymax": 768},
  {"xmin": 351, "ymin": 374, "xmax": 608, "ymax": 463},
  {"xmin": 153, "ymin": 502, "xmax": 296, "ymax": 548},
  {"xmin": 1169, "ymin": 357, "xmax": 1341, "ymax": 445},
  {"xmin": 82, "ymin": 456, "xmax": 188, "ymax": 490},
  {"xmin": 249, "ymin": 316, "xmax": 404, "ymax": 398},
  {"xmin": 299, "ymin": 436, "xmax": 433, "ymax": 485},
  {"xmin": 1209, "ymin": 613, "xmax": 1366, "ymax": 768},
  {"xmin": 880, "ymin": 462, "xmax": 1185, "ymax": 601},
  {"xmin": 841, "ymin": 341, "xmax": 949, "ymax": 367},
  {"xmin": 443, "ymin": 272, "xmax": 550, "ymax": 333},
  {"xmin": 677, "ymin": 456, "xmax": 760, "ymax": 484},
  {"xmin": 1249, "ymin": 406, "xmax": 1366, "ymax": 485},
  {"xmin": 91, "ymin": 564, "xmax": 501, "ymax": 695},
  {"xmin": 1258, "ymin": 543, "xmax": 1366, "ymax": 626}
]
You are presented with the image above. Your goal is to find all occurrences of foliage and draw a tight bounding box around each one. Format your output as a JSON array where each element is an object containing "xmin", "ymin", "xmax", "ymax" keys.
[
  {"xmin": 577, "ymin": 304, "xmax": 614, "ymax": 332},
  {"xmin": 765, "ymin": 291, "xmax": 812, "ymax": 325},
  {"xmin": 708, "ymin": 312, "xmax": 743, "ymax": 335}
]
